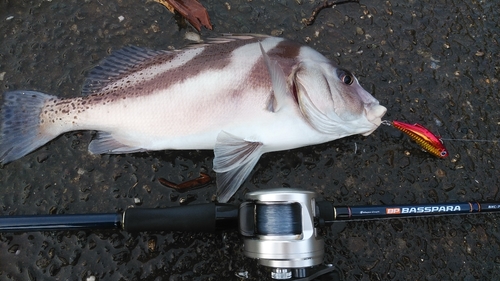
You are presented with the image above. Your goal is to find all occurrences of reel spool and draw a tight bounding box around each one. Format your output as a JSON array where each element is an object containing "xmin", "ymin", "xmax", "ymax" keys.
[{"xmin": 239, "ymin": 189, "xmax": 324, "ymax": 280}]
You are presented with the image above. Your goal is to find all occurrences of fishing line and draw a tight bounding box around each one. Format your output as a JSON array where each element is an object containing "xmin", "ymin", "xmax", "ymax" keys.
[
  {"xmin": 383, "ymin": 120, "xmax": 498, "ymax": 143},
  {"xmin": 440, "ymin": 138, "xmax": 498, "ymax": 143},
  {"xmin": 255, "ymin": 203, "xmax": 302, "ymax": 235}
]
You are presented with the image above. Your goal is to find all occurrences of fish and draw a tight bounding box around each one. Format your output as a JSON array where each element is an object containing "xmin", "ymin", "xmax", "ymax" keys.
[
  {"xmin": 390, "ymin": 120, "xmax": 448, "ymax": 158},
  {"xmin": 0, "ymin": 34, "xmax": 387, "ymax": 202}
]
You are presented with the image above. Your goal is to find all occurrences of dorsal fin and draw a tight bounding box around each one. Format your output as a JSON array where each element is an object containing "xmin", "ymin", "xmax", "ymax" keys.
[
  {"xmin": 82, "ymin": 46, "xmax": 173, "ymax": 95},
  {"xmin": 81, "ymin": 34, "xmax": 271, "ymax": 95},
  {"xmin": 180, "ymin": 34, "xmax": 269, "ymax": 51}
]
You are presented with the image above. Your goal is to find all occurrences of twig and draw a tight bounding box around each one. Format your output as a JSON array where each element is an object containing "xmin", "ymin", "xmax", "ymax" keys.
[{"xmin": 303, "ymin": 0, "xmax": 360, "ymax": 26}]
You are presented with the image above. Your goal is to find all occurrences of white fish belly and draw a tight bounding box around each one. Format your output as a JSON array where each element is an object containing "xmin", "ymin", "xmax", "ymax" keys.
[
  {"xmin": 70, "ymin": 78, "xmax": 271, "ymax": 150},
  {"xmin": 69, "ymin": 85, "xmax": 322, "ymax": 153}
]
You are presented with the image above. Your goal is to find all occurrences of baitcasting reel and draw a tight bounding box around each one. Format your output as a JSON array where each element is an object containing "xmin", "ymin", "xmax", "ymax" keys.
[{"xmin": 239, "ymin": 189, "xmax": 337, "ymax": 280}]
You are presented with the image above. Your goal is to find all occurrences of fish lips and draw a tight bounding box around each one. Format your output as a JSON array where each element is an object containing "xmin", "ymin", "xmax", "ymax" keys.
[{"xmin": 361, "ymin": 103, "xmax": 387, "ymax": 136}]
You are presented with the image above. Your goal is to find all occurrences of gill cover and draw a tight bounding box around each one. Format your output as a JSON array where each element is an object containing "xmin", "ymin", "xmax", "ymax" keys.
[{"xmin": 293, "ymin": 61, "xmax": 365, "ymax": 136}]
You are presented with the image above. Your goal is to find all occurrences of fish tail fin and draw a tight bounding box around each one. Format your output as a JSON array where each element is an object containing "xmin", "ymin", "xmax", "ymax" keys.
[{"xmin": 0, "ymin": 90, "xmax": 56, "ymax": 164}]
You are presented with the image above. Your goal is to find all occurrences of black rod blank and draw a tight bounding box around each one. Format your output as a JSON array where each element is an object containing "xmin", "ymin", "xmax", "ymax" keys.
[
  {"xmin": 316, "ymin": 201, "xmax": 500, "ymax": 225},
  {"xmin": 0, "ymin": 213, "xmax": 122, "ymax": 232}
]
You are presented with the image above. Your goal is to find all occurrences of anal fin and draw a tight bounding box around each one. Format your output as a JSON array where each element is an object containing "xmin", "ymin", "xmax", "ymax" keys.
[{"xmin": 88, "ymin": 132, "xmax": 146, "ymax": 154}]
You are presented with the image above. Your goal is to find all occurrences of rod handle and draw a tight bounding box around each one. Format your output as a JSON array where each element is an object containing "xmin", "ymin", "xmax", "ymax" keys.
[{"xmin": 122, "ymin": 203, "xmax": 238, "ymax": 232}]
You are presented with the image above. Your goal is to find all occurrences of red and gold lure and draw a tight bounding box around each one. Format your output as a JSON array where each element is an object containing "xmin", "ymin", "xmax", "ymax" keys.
[{"xmin": 385, "ymin": 120, "xmax": 449, "ymax": 158}]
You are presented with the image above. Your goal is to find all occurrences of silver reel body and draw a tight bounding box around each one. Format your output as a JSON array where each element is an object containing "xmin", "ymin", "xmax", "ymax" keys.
[{"xmin": 239, "ymin": 189, "xmax": 324, "ymax": 279}]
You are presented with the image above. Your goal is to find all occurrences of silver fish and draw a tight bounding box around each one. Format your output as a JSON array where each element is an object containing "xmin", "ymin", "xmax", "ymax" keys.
[{"xmin": 0, "ymin": 34, "xmax": 386, "ymax": 202}]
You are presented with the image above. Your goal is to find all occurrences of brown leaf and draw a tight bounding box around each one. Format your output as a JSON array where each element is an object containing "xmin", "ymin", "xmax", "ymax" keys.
[
  {"xmin": 155, "ymin": 0, "xmax": 212, "ymax": 31},
  {"xmin": 158, "ymin": 173, "xmax": 212, "ymax": 191}
]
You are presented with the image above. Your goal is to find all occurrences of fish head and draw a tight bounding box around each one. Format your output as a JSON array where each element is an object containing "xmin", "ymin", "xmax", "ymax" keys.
[{"xmin": 293, "ymin": 59, "xmax": 387, "ymax": 137}]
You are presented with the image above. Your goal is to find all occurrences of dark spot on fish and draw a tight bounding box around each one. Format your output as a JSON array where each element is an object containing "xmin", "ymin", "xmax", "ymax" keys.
[{"xmin": 55, "ymin": 100, "xmax": 72, "ymax": 106}]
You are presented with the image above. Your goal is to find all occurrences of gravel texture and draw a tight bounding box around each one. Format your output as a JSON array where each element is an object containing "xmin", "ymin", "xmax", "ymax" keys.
[{"xmin": 0, "ymin": 0, "xmax": 499, "ymax": 280}]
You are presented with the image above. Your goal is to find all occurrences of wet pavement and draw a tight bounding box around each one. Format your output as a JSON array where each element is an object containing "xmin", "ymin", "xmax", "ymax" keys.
[{"xmin": 0, "ymin": 0, "xmax": 499, "ymax": 280}]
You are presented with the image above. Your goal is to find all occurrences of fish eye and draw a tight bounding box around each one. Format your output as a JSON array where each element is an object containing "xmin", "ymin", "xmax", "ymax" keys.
[
  {"xmin": 440, "ymin": 150, "xmax": 448, "ymax": 157},
  {"xmin": 336, "ymin": 69, "xmax": 354, "ymax": 85}
]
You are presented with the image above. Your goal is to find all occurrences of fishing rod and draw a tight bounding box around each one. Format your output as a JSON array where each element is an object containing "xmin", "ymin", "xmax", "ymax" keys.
[{"xmin": 1, "ymin": 188, "xmax": 500, "ymax": 280}]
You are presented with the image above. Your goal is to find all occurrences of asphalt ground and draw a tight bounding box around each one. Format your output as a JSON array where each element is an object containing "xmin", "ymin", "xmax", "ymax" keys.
[{"xmin": 0, "ymin": 0, "xmax": 499, "ymax": 280}]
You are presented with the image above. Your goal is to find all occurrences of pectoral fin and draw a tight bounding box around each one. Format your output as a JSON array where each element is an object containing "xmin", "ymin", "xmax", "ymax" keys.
[
  {"xmin": 213, "ymin": 131, "xmax": 264, "ymax": 202},
  {"xmin": 89, "ymin": 132, "xmax": 146, "ymax": 154},
  {"xmin": 259, "ymin": 42, "xmax": 293, "ymax": 112}
]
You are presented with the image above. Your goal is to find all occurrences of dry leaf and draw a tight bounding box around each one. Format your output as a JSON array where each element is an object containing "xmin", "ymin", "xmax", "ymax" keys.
[{"xmin": 155, "ymin": 0, "xmax": 212, "ymax": 31}]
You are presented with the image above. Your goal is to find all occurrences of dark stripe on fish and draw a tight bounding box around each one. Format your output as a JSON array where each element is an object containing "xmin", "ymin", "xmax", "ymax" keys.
[
  {"xmin": 267, "ymin": 39, "xmax": 302, "ymax": 60},
  {"xmin": 247, "ymin": 39, "xmax": 302, "ymax": 107},
  {"xmin": 81, "ymin": 37, "xmax": 267, "ymax": 106},
  {"xmin": 55, "ymin": 36, "xmax": 301, "ymax": 115}
]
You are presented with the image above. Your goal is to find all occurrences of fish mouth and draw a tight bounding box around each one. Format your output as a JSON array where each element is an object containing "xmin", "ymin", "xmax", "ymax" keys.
[{"xmin": 361, "ymin": 103, "xmax": 387, "ymax": 136}]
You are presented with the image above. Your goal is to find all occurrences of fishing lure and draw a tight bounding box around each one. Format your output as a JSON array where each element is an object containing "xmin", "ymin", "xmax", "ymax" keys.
[{"xmin": 383, "ymin": 120, "xmax": 448, "ymax": 158}]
